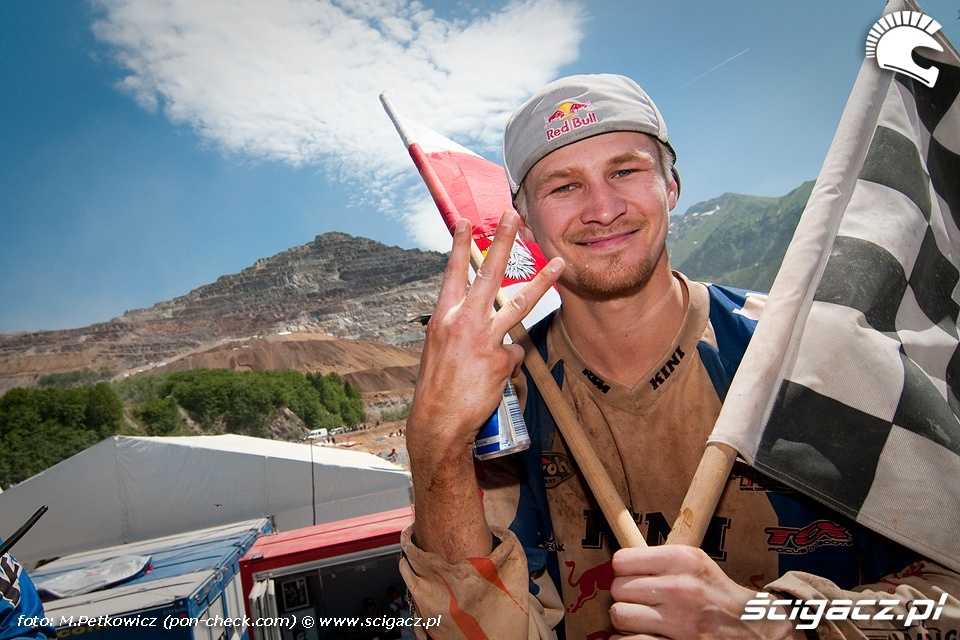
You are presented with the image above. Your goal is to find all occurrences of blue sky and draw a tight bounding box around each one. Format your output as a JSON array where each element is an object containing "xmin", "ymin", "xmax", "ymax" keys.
[{"xmin": 2, "ymin": 0, "xmax": 958, "ymax": 334}]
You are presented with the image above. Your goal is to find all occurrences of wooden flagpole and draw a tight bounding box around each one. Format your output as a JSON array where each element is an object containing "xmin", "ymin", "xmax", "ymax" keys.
[
  {"xmin": 470, "ymin": 244, "xmax": 647, "ymax": 549},
  {"xmin": 666, "ymin": 442, "xmax": 737, "ymax": 546}
]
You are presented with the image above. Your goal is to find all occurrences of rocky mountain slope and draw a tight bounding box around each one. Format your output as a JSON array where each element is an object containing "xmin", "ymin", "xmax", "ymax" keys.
[{"xmin": 0, "ymin": 232, "xmax": 447, "ymax": 393}]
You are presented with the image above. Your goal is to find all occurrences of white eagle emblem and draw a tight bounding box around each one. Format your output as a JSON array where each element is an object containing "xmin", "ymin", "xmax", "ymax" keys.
[{"xmin": 506, "ymin": 241, "xmax": 538, "ymax": 281}]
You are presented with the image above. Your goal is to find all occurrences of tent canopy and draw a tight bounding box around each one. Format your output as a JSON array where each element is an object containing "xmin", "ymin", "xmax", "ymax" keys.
[{"xmin": 0, "ymin": 435, "xmax": 411, "ymax": 563}]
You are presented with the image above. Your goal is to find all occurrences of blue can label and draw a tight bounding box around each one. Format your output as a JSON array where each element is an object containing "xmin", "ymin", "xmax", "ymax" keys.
[{"xmin": 473, "ymin": 380, "xmax": 531, "ymax": 460}]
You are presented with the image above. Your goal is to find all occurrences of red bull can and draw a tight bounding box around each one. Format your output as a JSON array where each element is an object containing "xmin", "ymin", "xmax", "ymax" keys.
[{"xmin": 473, "ymin": 380, "xmax": 530, "ymax": 460}]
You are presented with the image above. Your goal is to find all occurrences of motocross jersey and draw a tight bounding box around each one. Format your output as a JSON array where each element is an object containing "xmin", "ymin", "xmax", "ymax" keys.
[{"xmin": 400, "ymin": 274, "xmax": 960, "ymax": 639}]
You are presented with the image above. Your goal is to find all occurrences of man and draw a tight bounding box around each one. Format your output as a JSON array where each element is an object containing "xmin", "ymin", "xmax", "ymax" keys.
[{"xmin": 398, "ymin": 74, "xmax": 960, "ymax": 638}]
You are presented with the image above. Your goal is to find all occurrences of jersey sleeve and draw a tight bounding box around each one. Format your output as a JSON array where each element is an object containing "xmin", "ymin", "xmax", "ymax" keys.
[
  {"xmin": 0, "ymin": 552, "xmax": 56, "ymax": 640},
  {"xmin": 764, "ymin": 559, "xmax": 960, "ymax": 638},
  {"xmin": 399, "ymin": 522, "xmax": 563, "ymax": 640},
  {"xmin": 399, "ymin": 378, "xmax": 565, "ymax": 640}
]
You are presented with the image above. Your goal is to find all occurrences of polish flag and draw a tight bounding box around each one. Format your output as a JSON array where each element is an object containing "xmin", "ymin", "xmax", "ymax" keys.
[{"xmin": 380, "ymin": 93, "xmax": 560, "ymax": 328}]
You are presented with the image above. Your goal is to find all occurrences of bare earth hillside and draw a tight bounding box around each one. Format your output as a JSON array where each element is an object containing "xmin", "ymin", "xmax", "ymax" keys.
[
  {"xmin": 0, "ymin": 232, "xmax": 443, "ymax": 397},
  {"xmin": 158, "ymin": 332, "xmax": 422, "ymax": 413}
]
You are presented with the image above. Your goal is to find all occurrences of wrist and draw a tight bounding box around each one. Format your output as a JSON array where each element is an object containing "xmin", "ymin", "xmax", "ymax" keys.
[
  {"xmin": 411, "ymin": 440, "xmax": 477, "ymax": 499},
  {"xmin": 406, "ymin": 407, "xmax": 479, "ymax": 469},
  {"xmin": 410, "ymin": 467, "xmax": 490, "ymax": 560}
]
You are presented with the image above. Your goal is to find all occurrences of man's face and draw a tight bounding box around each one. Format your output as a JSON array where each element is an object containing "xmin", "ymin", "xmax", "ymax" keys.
[{"xmin": 519, "ymin": 131, "xmax": 678, "ymax": 299}]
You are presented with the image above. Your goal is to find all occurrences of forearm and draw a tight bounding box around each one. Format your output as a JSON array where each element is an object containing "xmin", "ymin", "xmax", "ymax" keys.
[
  {"xmin": 409, "ymin": 432, "xmax": 492, "ymax": 561},
  {"xmin": 401, "ymin": 395, "xmax": 564, "ymax": 638},
  {"xmin": 398, "ymin": 212, "xmax": 565, "ymax": 635},
  {"xmin": 403, "ymin": 213, "xmax": 550, "ymax": 562}
]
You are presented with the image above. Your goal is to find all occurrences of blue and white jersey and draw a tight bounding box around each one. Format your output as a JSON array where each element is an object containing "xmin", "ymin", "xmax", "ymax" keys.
[{"xmin": 0, "ymin": 549, "xmax": 55, "ymax": 640}]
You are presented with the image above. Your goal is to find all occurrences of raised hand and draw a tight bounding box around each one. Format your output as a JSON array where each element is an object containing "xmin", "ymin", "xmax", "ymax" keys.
[{"xmin": 407, "ymin": 211, "xmax": 563, "ymax": 560}]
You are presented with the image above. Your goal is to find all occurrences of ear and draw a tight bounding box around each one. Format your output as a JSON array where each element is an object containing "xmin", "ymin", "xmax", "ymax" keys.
[
  {"xmin": 518, "ymin": 212, "xmax": 538, "ymax": 245},
  {"xmin": 666, "ymin": 178, "xmax": 679, "ymax": 212}
]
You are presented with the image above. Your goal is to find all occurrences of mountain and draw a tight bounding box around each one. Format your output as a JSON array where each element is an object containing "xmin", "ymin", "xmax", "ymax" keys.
[
  {"xmin": 0, "ymin": 232, "xmax": 447, "ymax": 393},
  {"xmin": 668, "ymin": 181, "xmax": 814, "ymax": 292}
]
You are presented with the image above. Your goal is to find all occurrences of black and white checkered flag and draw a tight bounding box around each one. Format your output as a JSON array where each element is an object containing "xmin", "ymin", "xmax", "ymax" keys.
[{"xmin": 709, "ymin": 0, "xmax": 960, "ymax": 572}]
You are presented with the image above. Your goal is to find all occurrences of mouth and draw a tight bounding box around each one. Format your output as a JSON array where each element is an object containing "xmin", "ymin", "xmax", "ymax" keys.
[{"xmin": 574, "ymin": 228, "xmax": 639, "ymax": 248}]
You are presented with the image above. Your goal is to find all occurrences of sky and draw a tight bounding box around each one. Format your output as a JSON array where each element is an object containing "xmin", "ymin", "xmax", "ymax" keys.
[{"xmin": 2, "ymin": 0, "xmax": 958, "ymax": 334}]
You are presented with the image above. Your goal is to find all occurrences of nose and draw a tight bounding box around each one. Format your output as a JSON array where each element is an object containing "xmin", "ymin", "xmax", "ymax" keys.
[{"xmin": 580, "ymin": 180, "xmax": 627, "ymax": 225}]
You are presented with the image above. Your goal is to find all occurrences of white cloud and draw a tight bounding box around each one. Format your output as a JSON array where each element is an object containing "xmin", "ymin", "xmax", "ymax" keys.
[
  {"xmin": 404, "ymin": 191, "xmax": 456, "ymax": 252},
  {"xmin": 90, "ymin": 0, "xmax": 586, "ymax": 250}
]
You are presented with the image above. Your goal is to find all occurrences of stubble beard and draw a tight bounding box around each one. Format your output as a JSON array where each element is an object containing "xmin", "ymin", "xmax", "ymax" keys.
[
  {"xmin": 560, "ymin": 222, "xmax": 666, "ymax": 300},
  {"xmin": 564, "ymin": 250, "xmax": 660, "ymax": 300}
]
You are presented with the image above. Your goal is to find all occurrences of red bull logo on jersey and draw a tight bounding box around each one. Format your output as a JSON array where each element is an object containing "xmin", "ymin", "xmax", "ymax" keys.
[
  {"xmin": 565, "ymin": 559, "xmax": 613, "ymax": 614},
  {"xmin": 544, "ymin": 100, "xmax": 597, "ymax": 141}
]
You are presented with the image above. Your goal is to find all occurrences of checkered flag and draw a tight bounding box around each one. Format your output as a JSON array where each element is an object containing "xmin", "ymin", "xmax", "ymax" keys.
[{"xmin": 709, "ymin": 0, "xmax": 960, "ymax": 572}]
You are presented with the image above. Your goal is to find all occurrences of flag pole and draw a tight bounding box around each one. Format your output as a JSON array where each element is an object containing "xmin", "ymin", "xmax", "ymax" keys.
[
  {"xmin": 477, "ymin": 244, "xmax": 647, "ymax": 549},
  {"xmin": 666, "ymin": 443, "xmax": 737, "ymax": 545},
  {"xmin": 381, "ymin": 93, "xmax": 646, "ymax": 549}
]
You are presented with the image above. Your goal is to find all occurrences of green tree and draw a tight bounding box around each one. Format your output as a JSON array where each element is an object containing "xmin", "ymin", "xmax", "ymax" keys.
[
  {"xmin": 161, "ymin": 369, "xmax": 234, "ymax": 426},
  {"xmin": 85, "ymin": 383, "xmax": 124, "ymax": 439},
  {"xmin": 268, "ymin": 370, "xmax": 335, "ymax": 429},
  {"xmin": 226, "ymin": 373, "xmax": 274, "ymax": 436},
  {"xmin": 134, "ymin": 397, "xmax": 184, "ymax": 436},
  {"xmin": 37, "ymin": 368, "xmax": 114, "ymax": 389},
  {"xmin": 113, "ymin": 372, "xmax": 170, "ymax": 404},
  {"xmin": 307, "ymin": 372, "xmax": 366, "ymax": 425},
  {"xmin": 0, "ymin": 385, "xmax": 122, "ymax": 488},
  {"xmin": 0, "ymin": 367, "xmax": 370, "ymax": 487},
  {"xmin": 156, "ymin": 369, "xmax": 348, "ymax": 437},
  {"xmin": 341, "ymin": 380, "xmax": 366, "ymax": 426},
  {"xmin": 310, "ymin": 372, "xmax": 344, "ymax": 418}
]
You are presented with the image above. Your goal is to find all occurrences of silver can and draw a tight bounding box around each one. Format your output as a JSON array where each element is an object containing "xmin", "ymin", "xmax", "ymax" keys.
[{"xmin": 473, "ymin": 380, "xmax": 531, "ymax": 460}]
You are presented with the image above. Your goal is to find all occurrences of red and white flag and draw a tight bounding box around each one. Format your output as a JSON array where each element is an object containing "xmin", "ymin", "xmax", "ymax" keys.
[{"xmin": 380, "ymin": 93, "xmax": 560, "ymax": 328}]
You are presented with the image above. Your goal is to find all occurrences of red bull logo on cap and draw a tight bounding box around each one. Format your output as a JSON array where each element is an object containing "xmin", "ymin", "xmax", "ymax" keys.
[
  {"xmin": 544, "ymin": 99, "xmax": 597, "ymax": 141},
  {"xmin": 545, "ymin": 100, "xmax": 590, "ymax": 123}
]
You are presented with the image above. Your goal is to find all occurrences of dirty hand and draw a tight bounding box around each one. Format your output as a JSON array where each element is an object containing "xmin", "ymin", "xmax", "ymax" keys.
[
  {"xmin": 406, "ymin": 212, "xmax": 562, "ymax": 560},
  {"xmin": 408, "ymin": 211, "xmax": 563, "ymax": 461},
  {"xmin": 609, "ymin": 546, "xmax": 804, "ymax": 640}
]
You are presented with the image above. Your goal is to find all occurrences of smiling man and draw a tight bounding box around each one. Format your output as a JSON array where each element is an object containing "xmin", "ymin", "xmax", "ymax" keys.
[{"xmin": 398, "ymin": 74, "xmax": 960, "ymax": 639}]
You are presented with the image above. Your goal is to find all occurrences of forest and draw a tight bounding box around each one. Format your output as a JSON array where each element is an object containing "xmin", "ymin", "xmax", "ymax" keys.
[{"xmin": 0, "ymin": 368, "xmax": 366, "ymax": 488}]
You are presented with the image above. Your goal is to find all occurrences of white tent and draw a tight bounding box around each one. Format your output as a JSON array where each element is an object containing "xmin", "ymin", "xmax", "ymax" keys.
[{"xmin": 0, "ymin": 434, "xmax": 411, "ymax": 564}]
